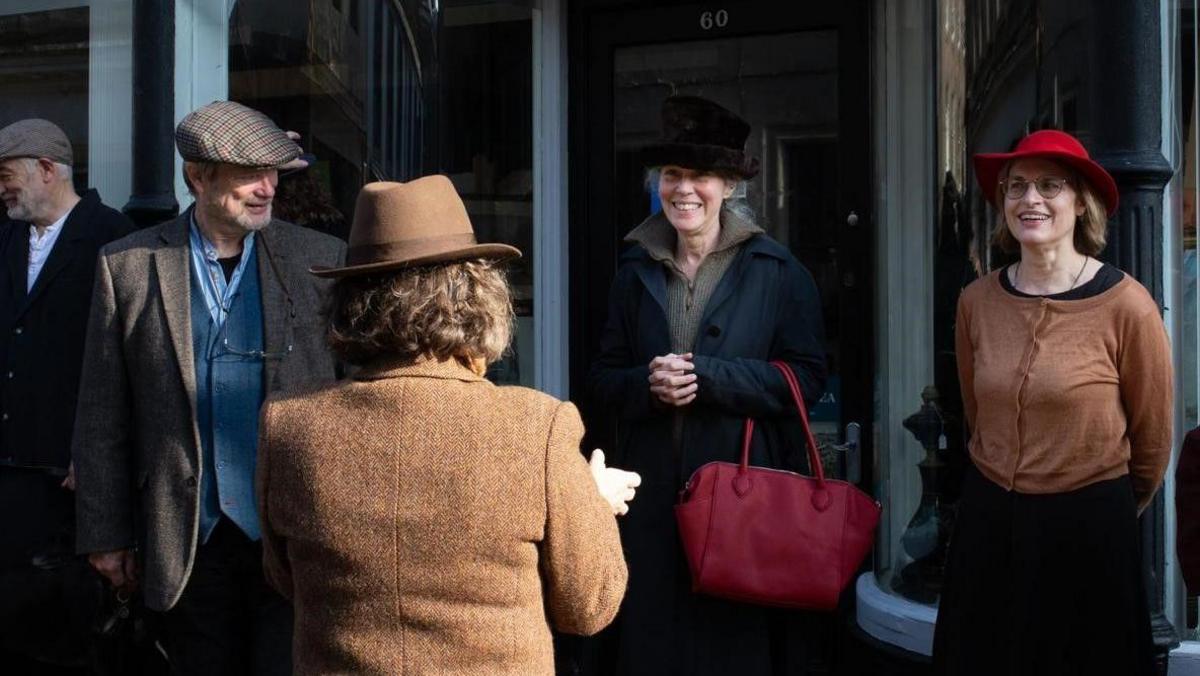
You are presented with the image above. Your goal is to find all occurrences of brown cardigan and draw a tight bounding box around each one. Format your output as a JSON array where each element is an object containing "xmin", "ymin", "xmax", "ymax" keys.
[
  {"xmin": 955, "ymin": 271, "xmax": 1173, "ymax": 510},
  {"xmin": 256, "ymin": 358, "xmax": 627, "ymax": 675}
]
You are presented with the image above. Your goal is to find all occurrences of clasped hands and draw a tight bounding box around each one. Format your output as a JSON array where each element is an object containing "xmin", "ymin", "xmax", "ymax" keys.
[{"xmin": 649, "ymin": 352, "xmax": 696, "ymax": 406}]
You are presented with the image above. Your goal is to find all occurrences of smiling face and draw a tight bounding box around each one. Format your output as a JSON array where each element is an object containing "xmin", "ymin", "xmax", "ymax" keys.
[
  {"xmin": 1002, "ymin": 157, "xmax": 1085, "ymax": 253},
  {"xmin": 0, "ymin": 158, "xmax": 50, "ymax": 223},
  {"xmin": 192, "ymin": 163, "xmax": 278, "ymax": 233},
  {"xmin": 658, "ymin": 165, "xmax": 735, "ymax": 237}
]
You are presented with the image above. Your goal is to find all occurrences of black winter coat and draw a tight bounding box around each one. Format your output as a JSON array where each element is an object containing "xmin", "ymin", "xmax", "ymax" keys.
[
  {"xmin": 588, "ymin": 232, "xmax": 828, "ymax": 675},
  {"xmin": 0, "ymin": 190, "xmax": 135, "ymax": 472}
]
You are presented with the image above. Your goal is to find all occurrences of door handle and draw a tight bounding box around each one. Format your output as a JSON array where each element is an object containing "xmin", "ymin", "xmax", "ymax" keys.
[{"xmin": 830, "ymin": 422, "xmax": 862, "ymax": 483}]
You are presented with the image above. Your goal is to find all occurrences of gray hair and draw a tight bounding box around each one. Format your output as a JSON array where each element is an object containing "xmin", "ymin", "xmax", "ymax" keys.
[{"xmin": 10, "ymin": 157, "xmax": 72, "ymax": 182}]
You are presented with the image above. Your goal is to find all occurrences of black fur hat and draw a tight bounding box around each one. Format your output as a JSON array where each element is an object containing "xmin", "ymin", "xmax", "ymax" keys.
[{"xmin": 640, "ymin": 95, "xmax": 759, "ymax": 179}]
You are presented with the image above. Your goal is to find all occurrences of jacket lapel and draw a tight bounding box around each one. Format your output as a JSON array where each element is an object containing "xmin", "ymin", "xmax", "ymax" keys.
[
  {"xmin": 257, "ymin": 221, "xmax": 293, "ymax": 390},
  {"xmin": 18, "ymin": 197, "xmax": 93, "ymax": 317},
  {"xmin": 631, "ymin": 255, "xmax": 668, "ymax": 316},
  {"xmin": 155, "ymin": 212, "xmax": 198, "ymax": 419},
  {"xmin": 697, "ymin": 236, "xmax": 780, "ymax": 329}
]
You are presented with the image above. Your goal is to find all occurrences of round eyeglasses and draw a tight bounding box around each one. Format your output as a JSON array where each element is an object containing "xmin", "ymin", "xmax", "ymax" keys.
[{"xmin": 1001, "ymin": 176, "xmax": 1070, "ymax": 201}]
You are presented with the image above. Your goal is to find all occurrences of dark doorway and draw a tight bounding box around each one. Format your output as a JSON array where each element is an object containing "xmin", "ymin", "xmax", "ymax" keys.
[{"xmin": 568, "ymin": 0, "xmax": 874, "ymax": 482}]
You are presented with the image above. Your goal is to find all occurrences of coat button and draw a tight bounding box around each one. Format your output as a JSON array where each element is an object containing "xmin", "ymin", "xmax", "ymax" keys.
[
  {"xmin": 6, "ymin": 371, "xmax": 12, "ymax": 379},
  {"xmin": 706, "ymin": 325, "xmax": 721, "ymax": 338},
  {"xmin": 12, "ymin": 327, "xmax": 21, "ymax": 335},
  {"xmin": 184, "ymin": 476, "xmax": 197, "ymax": 488}
]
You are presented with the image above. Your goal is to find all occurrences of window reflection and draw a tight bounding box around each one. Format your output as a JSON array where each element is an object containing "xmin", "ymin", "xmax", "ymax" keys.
[
  {"xmin": 440, "ymin": 2, "xmax": 534, "ymax": 386},
  {"xmin": 0, "ymin": 6, "xmax": 90, "ymax": 189},
  {"xmin": 228, "ymin": 0, "xmax": 429, "ymax": 239}
]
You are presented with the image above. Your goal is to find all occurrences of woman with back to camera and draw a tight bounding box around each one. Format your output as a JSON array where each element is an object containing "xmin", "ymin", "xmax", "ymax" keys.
[
  {"xmin": 255, "ymin": 176, "xmax": 641, "ymax": 675},
  {"xmin": 589, "ymin": 95, "xmax": 828, "ymax": 674},
  {"xmin": 932, "ymin": 130, "xmax": 1172, "ymax": 675}
]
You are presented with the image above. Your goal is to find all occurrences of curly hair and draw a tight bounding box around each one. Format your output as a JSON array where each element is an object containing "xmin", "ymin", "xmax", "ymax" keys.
[
  {"xmin": 328, "ymin": 259, "xmax": 514, "ymax": 367},
  {"xmin": 991, "ymin": 162, "xmax": 1109, "ymax": 256}
]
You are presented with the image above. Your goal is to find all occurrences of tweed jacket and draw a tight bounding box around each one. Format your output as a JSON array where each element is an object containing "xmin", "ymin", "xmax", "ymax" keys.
[
  {"xmin": 257, "ymin": 358, "xmax": 628, "ymax": 675},
  {"xmin": 71, "ymin": 209, "xmax": 345, "ymax": 611}
]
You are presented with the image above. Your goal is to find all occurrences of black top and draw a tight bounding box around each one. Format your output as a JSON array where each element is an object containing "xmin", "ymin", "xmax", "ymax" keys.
[
  {"xmin": 1000, "ymin": 261, "xmax": 1124, "ymax": 300},
  {"xmin": 218, "ymin": 250, "xmax": 243, "ymax": 282}
]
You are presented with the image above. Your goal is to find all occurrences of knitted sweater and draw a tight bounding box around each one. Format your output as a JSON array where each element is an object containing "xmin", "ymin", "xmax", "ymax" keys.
[
  {"xmin": 624, "ymin": 210, "xmax": 763, "ymax": 353},
  {"xmin": 955, "ymin": 271, "xmax": 1173, "ymax": 510}
]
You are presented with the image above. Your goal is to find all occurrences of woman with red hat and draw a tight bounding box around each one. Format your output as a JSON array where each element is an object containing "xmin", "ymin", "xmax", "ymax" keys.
[{"xmin": 932, "ymin": 130, "xmax": 1172, "ymax": 675}]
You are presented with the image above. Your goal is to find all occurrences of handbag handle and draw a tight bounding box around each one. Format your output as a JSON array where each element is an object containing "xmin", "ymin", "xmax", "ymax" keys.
[{"xmin": 739, "ymin": 361, "xmax": 826, "ymax": 489}]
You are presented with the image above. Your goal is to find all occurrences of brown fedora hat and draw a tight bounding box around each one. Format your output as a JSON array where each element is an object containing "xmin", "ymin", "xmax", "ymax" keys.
[{"xmin": 311, "ymin": 176, "xmax": 521, "ymax": 278}]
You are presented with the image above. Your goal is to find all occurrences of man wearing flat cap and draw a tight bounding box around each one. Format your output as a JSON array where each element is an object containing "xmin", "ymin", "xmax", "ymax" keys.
[
  {"xmin": 72, "ymin": 100, "xmax": 345, "ymax": 675},
  {"xmin": 0, "ymin": 118, "xmax": 134, "ymax": 670}
]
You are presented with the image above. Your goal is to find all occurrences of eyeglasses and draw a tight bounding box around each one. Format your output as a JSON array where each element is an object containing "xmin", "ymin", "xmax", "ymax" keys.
[
  {"xmin": 203, "ymin": 234, "xmax": 296, "ymax": 362},
  {"xmin": 1001, "ymin": 176, "xmax": 1070, "ymax": 200},
  {"xmin": 209, "ymin": 301, "xmax": 294, "ymax": 362}
]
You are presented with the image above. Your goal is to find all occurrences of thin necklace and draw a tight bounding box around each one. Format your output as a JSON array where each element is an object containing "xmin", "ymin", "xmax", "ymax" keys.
[{"xmin": 1013, "ymin": 256, "xmax": 1090, "ymax": 295}]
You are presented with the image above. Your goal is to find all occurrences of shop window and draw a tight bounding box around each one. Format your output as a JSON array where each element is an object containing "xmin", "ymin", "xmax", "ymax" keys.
[
  {"xmin": 0, "ymin": 1, "xmax": 133, "ymax": 208},
  {"xmin": 438, "ymin": 0, "xmax": 535, "ymax": 387},
  {"xmin": 228, "ymin": 0, "xmax": 430, "ymax": 241}
]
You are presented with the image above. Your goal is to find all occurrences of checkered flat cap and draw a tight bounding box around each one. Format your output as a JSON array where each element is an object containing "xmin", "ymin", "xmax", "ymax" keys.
[
  {"xmin": 175, "ymin": 101, "xmax": 300, "ymax": 168},
  {"xmin": 0, "ymin": 119, "xmax": 73, "ymax": 165}
]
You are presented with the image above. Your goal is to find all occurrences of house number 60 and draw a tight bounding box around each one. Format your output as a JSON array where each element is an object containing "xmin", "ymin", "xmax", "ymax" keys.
[{"xmin": 700, "ymin": 9, "xmax": 729, "ymax": 30}]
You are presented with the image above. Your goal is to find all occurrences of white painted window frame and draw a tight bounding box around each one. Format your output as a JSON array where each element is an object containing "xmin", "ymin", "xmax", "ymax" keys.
[
  {"xmin": 858, "ymin": 0, "xmax": 939, "ymax": 656},
  {"xmin": 532, "ymin": 0, "xmax": 568, "ymax": 399}
]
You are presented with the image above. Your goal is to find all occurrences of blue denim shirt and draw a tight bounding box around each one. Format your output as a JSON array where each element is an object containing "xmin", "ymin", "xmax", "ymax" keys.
[{"xmin": 189, "ymin": 243, "xmax": 266, "ymax": 543}]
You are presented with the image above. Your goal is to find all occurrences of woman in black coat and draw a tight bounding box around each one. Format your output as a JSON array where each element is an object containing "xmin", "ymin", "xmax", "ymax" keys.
[{"xmin": 589, "ymin": 95, "xmax": 827, "ymax": 675}]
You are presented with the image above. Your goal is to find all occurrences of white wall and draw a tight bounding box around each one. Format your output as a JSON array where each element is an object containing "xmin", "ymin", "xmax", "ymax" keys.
[
  {"xmin": 174, "ymin": 0, "xmax": 232, "ymax": 207},
  {"xmin": 89, "ymin": 0, "xmax": 132, "ymax": 208}
]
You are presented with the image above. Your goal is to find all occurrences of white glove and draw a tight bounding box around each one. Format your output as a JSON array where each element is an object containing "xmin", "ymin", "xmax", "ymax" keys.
[{"xmin": 589, "ymin": 449, "xmax": 641, "ymax": 516}]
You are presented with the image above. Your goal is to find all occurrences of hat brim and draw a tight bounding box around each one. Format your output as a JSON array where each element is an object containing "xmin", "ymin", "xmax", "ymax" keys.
[
  {"xmin": 310, "ymin": 243, "xmax": 522, "ymax": 278},
  {"xmin": 641, "ymin": 142, "xmax": 760, "ymax": 179},
  {"xmin": 973, "ymin": 150, "xmax": 1119, "ymax": 216}
]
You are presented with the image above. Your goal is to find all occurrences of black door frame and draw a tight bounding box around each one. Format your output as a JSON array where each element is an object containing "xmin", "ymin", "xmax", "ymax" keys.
[{"xmin": 567, "ymin": 0, "xmax": 875, "ymax": 489}]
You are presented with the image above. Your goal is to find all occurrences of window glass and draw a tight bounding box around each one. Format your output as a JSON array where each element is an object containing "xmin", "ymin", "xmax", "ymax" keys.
[
  {"xmin": 438, "ymin": 1, "xmax": 535, "ymax": 386},
  {"xmin": 229, "ymin": 0, "xmax": 428, "ymax": 240},
  {"xmin": 1178, "ymin": 0, "xmax": 1199, "ymax": 637},
  {"xmin": 0, "ymin": 5, "xmax": 91, "ymax": 188}
]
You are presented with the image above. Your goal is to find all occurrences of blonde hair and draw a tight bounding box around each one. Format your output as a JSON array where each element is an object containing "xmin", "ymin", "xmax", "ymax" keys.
[
  {"xmin": 328, "ymin": 259, "xmax": 514, "ymax": 367},
  {"xmin": 991, "ymin": 162, "xmax": 1109, "ymax": 256}
]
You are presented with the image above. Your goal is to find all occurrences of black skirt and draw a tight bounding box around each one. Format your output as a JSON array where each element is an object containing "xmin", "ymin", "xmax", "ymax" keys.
[{"xmin": 931, "ymin": 464, "xmax": 1155, "ymax": 676}]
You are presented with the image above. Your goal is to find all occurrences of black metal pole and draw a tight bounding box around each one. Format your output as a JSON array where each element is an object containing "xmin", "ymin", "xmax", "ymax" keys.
[
  {"xmin": 1089, "ymin": 2, "xmax": 1177, "ymax": 673},
  {"xmin": 123, "ymin": 0, "xmax": 179, "ymax": 226}
]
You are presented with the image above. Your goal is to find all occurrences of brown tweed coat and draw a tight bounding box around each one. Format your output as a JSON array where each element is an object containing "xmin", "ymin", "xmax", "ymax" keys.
[
  {"xmin": 257, "ymin": 357, "xmax": 628, "ymax": 675},
  {"xmin": 72, "ymin": 210, "xmax": 344, "ymax": 611}
]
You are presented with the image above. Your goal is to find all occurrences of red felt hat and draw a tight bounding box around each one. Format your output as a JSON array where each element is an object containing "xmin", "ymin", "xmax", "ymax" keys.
[{"xmin": 972, "ymin": 129, "xmax": 1119, "ymax": 216}]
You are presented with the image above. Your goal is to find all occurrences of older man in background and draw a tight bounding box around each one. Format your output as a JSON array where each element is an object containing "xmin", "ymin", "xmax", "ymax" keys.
[
  {"xmin": 0, "ymin": 119, "xmax": 134, "ymax": 672},
  {"xmin": 72, "ymin": 101, "xmax": 344, "ymax": 675}
]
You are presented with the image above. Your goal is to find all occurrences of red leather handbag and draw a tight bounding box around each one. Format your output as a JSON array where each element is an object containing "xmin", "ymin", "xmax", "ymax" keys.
[{"xmin": 675, "ymin": 361, "xmax": 881, "ymax": 610}]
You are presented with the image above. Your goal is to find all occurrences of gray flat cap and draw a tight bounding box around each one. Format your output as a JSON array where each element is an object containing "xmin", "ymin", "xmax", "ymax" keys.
[
  {"xmin": 175, "ymin": 101, "xmax": 300, "ymax": 168},
  {"xmin": 0, "ymin": 119, "xmax": 73, "ymax": 166}
]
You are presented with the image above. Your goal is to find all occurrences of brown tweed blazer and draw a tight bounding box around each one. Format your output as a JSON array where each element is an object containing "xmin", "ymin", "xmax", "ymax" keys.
[
  {"xmin": 72, "ymin": 210, "xmax": 344, "ymax": 611},
  {"xmin": 257, "ymin": 358, "xmax": 628, "ymax": 675}
]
